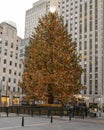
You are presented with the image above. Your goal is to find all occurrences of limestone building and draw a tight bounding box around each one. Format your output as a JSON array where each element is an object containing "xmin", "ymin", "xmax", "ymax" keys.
[
  {"xmin": 24, "ymin": 0, "xmax": 61, "ymax": 38},
  {"xmin": 61, "ymin": 0, "xmax": 104, "ymax": 107},
  {"xmin": 0, "ymin": 21, "xmax": 23, "ymax": 106}
]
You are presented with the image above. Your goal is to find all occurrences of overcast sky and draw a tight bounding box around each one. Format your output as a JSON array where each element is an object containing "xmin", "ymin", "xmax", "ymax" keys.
[{"xmin": 0, "ymin": 0, "xmax": 39, "ymax": 38}]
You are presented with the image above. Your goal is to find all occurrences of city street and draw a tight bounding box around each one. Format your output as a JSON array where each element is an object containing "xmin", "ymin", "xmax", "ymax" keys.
[{"xmin": 0, "ymin": 114, "xmax": 104, "ymax": 130}]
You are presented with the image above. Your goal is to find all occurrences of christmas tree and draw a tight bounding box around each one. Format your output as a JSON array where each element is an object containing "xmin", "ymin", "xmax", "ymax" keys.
[{"xmin": 20, "ymin": 12, "xmax": 84, "ymax": 105}]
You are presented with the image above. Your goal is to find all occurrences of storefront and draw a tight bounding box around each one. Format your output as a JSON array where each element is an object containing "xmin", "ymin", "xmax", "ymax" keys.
[
  {"xmin": 1, "ymin": 96, "xmax": 10, "ymax": 106},
  {"xmin": 12, "ymin": 97, "xmax": 20, "ymax": 105}
]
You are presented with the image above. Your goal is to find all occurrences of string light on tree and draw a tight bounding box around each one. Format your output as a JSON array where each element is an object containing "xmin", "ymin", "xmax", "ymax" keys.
[{"xmin": 50, "ymin": 6, "xmax": 56, "ymax": 13}]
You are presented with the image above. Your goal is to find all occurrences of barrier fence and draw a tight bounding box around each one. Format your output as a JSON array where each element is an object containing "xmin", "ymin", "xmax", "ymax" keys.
[{"xmin": 0, "ymin": 105, "xmax": 89, "ymax": 118}]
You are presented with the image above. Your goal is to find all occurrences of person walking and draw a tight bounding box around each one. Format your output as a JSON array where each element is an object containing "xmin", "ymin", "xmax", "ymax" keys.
[{"xmin": 66, "ymin": 102, "xmax": 73, "ymax": 121}]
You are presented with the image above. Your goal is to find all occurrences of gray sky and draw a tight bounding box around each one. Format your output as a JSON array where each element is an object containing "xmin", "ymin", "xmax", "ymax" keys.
[{"xmin": 0, "ymin": 0, "xmax": 39, "ymax": 38}]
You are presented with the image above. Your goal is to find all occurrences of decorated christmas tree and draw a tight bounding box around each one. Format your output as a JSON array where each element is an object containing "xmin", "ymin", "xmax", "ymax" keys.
[{"xmin": 20, "ymin": 12, "xmax": 84, "ymax": 105}]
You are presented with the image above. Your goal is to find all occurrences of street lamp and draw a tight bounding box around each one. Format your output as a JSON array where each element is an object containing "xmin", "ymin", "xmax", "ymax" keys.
[{"xmin": 98, "ymin": 95, "xmax": 102, "ymax": 110}]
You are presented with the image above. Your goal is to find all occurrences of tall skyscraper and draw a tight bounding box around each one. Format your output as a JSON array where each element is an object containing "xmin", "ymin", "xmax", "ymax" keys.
[
  {"xmin": 0, "ymin": 21, "xmax": 23, "ymax": 106},
  {"xmin": 61, "ymin": 0, "xmax": 104, "ymax": 107},
  {"xmin": 24, "ymin": 0, "xmax": 61, "ymax": 38}
]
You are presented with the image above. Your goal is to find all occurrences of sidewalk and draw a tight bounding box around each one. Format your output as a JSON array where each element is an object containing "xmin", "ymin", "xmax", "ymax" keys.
[
  {"xmin": 0, "ymin": 113, "xmax": 104, "ymax": 130},
  {"xmin": 0, "ymin": 115, "xmax": 104, "ymax": 130},
  {"xmin": 51, "ymin": 115, "xmax": 104, "ymax": 124}
]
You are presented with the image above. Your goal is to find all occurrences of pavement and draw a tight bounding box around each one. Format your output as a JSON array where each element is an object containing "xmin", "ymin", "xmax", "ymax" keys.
[{"xmin": 0, "ymin": 112, "xmax": 104, "ymax": 130}]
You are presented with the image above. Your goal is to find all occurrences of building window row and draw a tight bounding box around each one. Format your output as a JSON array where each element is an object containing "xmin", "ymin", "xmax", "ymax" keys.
[{"xmin": 3, "ymin": 68, "xmax": 21, "ymax": 75}]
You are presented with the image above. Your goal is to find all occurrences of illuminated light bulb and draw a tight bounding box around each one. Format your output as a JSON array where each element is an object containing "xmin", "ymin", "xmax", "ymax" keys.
[{"xmin": 50, "ymin": 6, "xmax": 56, "ymax": 13}]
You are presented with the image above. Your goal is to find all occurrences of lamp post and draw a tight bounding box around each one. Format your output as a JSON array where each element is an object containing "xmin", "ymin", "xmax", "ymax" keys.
[{"xmin": 98, "ymin": 95, "xmax": 102, "ymax": 110}]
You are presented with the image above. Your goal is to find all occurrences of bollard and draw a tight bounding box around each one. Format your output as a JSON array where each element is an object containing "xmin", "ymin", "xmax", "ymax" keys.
[
  {"xmin": 22, "ymin": 116, "xmax": 24, "ymax": 127},
  {"xmin": 83, "ymin": 112, "xmax": 84, "ymax": 119},
  {"xmin": 47, "ymin": 110, "xmax": 50, "ymax": 117},
  {"xmin": 17, "ymin": 108, "xmax": 19, "ymax": 116},
  {"xmin": 60, "ymin": 109, "xmax": 63, "ymax": 117},
  {"xmin": 31, "ymin": 109, "xmax": 33, "ymax": 117},
  {"xmin": 51, "ymin": 113, "xmax": 53, "ymax": 123},
  {"xmin": 6, "ymin": 107, "xmax": 9, "ymax": 117},
  {"xmin": 39, "ymin": 109, "xmax": 41, "ymax": 116}
]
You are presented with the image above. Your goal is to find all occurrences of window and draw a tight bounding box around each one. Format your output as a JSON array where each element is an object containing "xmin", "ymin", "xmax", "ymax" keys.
[
  {"xmin": 95, "ymin": 80, "xmax": 98, "ymax": 86},
  {"xmin": 4, "ymin": 59, "xmax": 6, "ymax": 64},
  {"xmin": 18, "ymin": 72, "xmax": 21, "ymax": 76},
  {"xmin": 95, "ymin": 44, "xmax": 98, "ymax": 49},
  {"xmin": 15, "ymin": 53, "xmax": 18, "ymax": 59},
  {"xmin": 19, "ymin": 64, "xmax": 21, "ymax": 68},
  {"xmin": 90, "ymin": 21, "xmax": 92, "ymax": 31},
  {"xmin": 84, "ymin": 41, "xmax": 87, "ymax": 50},
  {"xmin": 84, "ymin": 35, "xmax": 87, "ymax": 38},
  {"xmin": 80, "ymin": 4, "xmax": 82, "ymax": 12},
  {"xmin": 95, "ymin": 67, "xmax": 98, "ymax": 72},
  {"xmin": 11, "ymin": 42, "xmax": 13, "ymax": 48},
  {"xmin": 10, "ymin": 61, "xmax": 12, "ymax": 66},
  {"xmin": 89, "ymin": 80, "xmax": 92, "ymax": 94},
  {"xmin": 89, "ymin": 56, "xmax": 92, "ymax": 60},
  {"xmin": 8, "ymin": 78, "xmax": 11, "ymax": 82},
  {"xmin": 14, "ymin": 71, "xmax": 17, "ymax": 75},
  {"xmin": 90, "ymin": 0, "xmax": 92, "ymax": 4},
  {"xmin": 79, "ymin": 24, "xmax": 82, "ymax": 34},
  {"xmin": 15, "ymin": 63, "xmax": 17, "ymax": 67},
  {"xmin": 9, "ymin": 69, "xmax": 12, "ymax": 74},
  {"xmin": 89, "ymin": 40, "xmax": 92, "ymax": 50},
  {"xmin": 13, "ymin": 87, "xmax": 15, "ymax": 92},
  {"xmin": 5, "ymin": 40, "xmax": 8, "ymax": 46},
  {"xmin": 18, "ymin": 87, "xmax": 20, "ymax": 93},
  {"xmin": 89, "ymin": 63, "xmax": 92, "ymax": 72},
  {"xmin": 10, "ymin": 51, "xmax": 13, "ymax": 57},
  {"xmin": 84, "ymin": 20, "xmax": 87, "ymax": 33},
  {"xmin": 2, "ymin": 76, "xmax": 5, "ymax": 81},
  {"xmin": 14, "ymin": 79, "xmax": 16, "ymax": 83},
  {"xmin": 8, "ymin": 86, "xmax": 10, "ymax": 91},
  {"xmin": 0, "ymin": 38, "xmax": 2, "ymax": 43},
  {"xmin": 79, "ymin": 42, "xmax": 82, "ymax": 50},
  {"xmin": 84, "ymin": 68, "xmax": 87, "ymax": 85},
  {"xmin": 3, "ymin": 68, "xmax": 6, "ymax": 73},
  {"xmin": 89, "ymin": 74, "xmax": 92, "ymax": 79},
  {"xmin": 95, "ymin": 56, "xmax": 98, "ymax": 66},
  {"xmin": 0, "ymin": 47, "xmax": 1, "ymax": 53},
  {"xmin": 90, "ymin": 5, "xmax": 92, "ymax": 9},
  {"xmin": 4, "ymin": 49, "xmax": 7, "ymax": 55},
  {"xmin": 95, "ymin": 81, "xmax": 98, "ymax": 94},
  {"xmin": 85, "ymin": 2, "xmax": 87, "ymax": 12},
  {"xmin": 16, "ymin": 46, "xmax": 18, "ymax": 50},
  {"xmin": 95, "ymin": 73, "xmax": 98, "ymax": 79}
]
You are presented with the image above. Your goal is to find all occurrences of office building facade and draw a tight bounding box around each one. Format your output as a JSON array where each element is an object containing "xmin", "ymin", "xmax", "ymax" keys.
[
  {"xmin": 24, "ymin": 0, "xmax": 61, "ymax": 38},
  {"xmin": 61, "ymin": 0, "xmax": 104, "ymax": 107},
  {"xmin": 0, "ymin": 21, "xmax": 23, "ymax": 106}
]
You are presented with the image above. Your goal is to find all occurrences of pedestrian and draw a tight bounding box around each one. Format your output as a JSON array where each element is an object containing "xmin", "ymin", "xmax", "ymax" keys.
[
  {"xmin": 68, "ymin": 104, "xmax": 73, "ymax": 121},
  {"xmin": 68, "ymin": 108, "xmax": 72, "ymax": 120}
]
